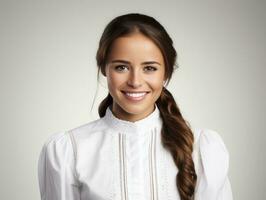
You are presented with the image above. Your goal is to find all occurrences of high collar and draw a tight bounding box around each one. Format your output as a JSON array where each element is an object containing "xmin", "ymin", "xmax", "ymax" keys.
[{"xmin": 103, "ymin": 104, "xmax": 162, "ymax": 134}]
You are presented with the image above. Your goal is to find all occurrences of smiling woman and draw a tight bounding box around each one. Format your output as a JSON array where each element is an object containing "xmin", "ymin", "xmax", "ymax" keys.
[{"xmin": 38, "ymin": 13, "xmax": 233, "ymax": 200}]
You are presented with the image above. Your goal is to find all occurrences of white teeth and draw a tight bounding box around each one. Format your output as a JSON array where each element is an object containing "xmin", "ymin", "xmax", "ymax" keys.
[{"xmin": 125, "ymin": 92, "xmax": 146, "ymax": 97}]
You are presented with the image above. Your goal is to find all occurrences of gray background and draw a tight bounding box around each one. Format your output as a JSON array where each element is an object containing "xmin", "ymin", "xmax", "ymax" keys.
[{"xmin": 0, "ymin": 0, "xmax": 265, "ymax": 199}]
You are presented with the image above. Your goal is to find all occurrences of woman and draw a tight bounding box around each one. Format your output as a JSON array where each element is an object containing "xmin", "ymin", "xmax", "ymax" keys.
[{"xmin": 38, "ymin": 13, "xmax": 233, "ymax": 200}]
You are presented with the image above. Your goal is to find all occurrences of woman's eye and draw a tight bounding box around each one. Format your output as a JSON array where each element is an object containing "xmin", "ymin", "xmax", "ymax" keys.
[
  {"xmin": 114, "ymin": 65, "xmax": 128, "ymax": 72},
  {"xmin": 144, "ymin": 66, "xmax": 157, "ymax": 72}
]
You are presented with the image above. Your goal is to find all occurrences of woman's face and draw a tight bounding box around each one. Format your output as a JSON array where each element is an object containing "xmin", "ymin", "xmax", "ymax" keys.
[{"xmin": 104, "ymin": 32, "xmax": 166, "ymax": 122}]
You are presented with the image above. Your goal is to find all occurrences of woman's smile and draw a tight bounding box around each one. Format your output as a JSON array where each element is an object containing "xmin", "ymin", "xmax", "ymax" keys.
[{"xmin": 122, "ymin": 91, "xmax": 150, "ymax": 102}]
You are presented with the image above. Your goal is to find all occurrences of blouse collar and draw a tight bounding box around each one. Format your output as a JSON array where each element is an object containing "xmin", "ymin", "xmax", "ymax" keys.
[{"xmin": 103, "ymin": 104, "xmax": 162, "ymax": 134}]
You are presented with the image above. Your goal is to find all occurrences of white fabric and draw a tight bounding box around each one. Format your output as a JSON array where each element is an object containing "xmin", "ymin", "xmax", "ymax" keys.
[{"xmin": 38, "ymin": 104, "xmax": 233, "ymax": 200}]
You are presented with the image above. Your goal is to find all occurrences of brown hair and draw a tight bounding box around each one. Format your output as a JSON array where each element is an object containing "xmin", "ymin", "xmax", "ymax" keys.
[{"xmin": 95, "ymin": 13, "xmax": 197, "ymax": 200}]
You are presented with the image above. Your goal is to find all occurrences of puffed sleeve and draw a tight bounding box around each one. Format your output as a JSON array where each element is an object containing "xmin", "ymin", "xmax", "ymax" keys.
[
  {"xmin": 38, "ymin": 131, "xmax": 81, "ymax": 200},
  {"xmin": 196, "ymin": 129, "xmax": 233, "ymax": 200}
]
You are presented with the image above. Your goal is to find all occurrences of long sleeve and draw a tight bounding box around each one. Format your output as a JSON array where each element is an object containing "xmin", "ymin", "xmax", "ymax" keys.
[
  {"xmin": 197, "ymin": 129, "xmax": 233, "ymax": 200},
  {"xmin": 38, "ymin": 131, "xmax": 81, "ymax": 200}
]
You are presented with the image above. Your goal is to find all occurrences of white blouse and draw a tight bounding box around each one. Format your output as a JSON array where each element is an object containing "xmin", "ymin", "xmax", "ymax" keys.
[{"xmin": 38, "ymin": 104, "xmax": 233, "ymax": 200}]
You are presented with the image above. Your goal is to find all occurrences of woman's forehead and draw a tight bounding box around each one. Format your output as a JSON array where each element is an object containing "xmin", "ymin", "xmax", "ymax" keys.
[{"xmin": 107, "ymin": 33, "xmax": 164, "ymax": 65}]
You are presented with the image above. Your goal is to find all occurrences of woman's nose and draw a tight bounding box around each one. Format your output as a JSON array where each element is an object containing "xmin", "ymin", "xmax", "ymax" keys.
[{"xmin": 127, "ymin": 70, "xmax": 143, "ymax": 88}]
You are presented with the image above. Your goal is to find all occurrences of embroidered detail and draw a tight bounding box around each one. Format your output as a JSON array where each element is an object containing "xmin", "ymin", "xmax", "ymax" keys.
[
  {"xmin": 119, "ymin": 133, "xmax": 128, "ymax": 200},
  {"xmin": 149, "ymin": 127, "xmax": 159, "ymax": 200},
  {"xmin": 161, "ymin": 133, "xmax": 171, "ymax": 200}
]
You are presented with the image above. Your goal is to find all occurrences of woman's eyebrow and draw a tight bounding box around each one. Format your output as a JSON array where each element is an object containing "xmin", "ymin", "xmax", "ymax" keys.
[{"xmin": 110, "ymin": 59, "xmax": 161, "ymax": 65}]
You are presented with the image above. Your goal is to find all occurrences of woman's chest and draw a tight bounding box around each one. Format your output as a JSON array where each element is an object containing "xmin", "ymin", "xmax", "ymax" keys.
[{"xmin": 75, "ymin": 130, "xmax": 181, "ymax": 200}]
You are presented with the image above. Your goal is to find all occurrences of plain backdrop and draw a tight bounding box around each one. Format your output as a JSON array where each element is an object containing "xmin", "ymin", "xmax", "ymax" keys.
[{"xmin": 0, "ymin": 0, "xmax": 265, "ymax": 199}]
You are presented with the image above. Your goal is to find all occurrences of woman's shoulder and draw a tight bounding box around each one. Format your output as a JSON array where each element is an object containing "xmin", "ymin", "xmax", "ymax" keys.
[
  {"xmin": 41, "ymin": 122, "xmax": 92, "ymax": 147},
  {"xmin": 192, "ymin": 128, "xmax": 230, "ymax": 186},
  {"xmin": 40, "ymin": 117, "xmax": 108, "ymax": 155},
  {"xmin": 70, "ymin": 116, "xmax": 109, "ymax": 138},
  {"xmin": 39, "ymin": 131, "xmax": 73, "ymax": 161},
  {"xmin": 192, "ymin": 128, "xmax": 229, "ymax": 154},
  {"xmin": 40, "ymin": 131, "xmax": 70, "ymax": 153},
  {"xmin": 196, "ymin": 128, "xmax": 229, "ymax": 159}
]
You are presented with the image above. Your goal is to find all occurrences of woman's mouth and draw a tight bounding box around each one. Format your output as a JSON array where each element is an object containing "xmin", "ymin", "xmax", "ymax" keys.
[{"xmin": 122, "ymin": 91, "xmax": 150, "ymax": 102}]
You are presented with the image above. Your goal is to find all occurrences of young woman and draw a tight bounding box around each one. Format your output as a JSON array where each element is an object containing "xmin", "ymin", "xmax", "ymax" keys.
[{"xmin": 38, "ymin": 13, "xmax": 233, "ymax": 200}]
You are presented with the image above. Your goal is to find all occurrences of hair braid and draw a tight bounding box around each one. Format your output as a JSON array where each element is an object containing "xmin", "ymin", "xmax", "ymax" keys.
[{"xmin": 156, "ymin": 87, "xmax": 197, "ymax": 200}]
